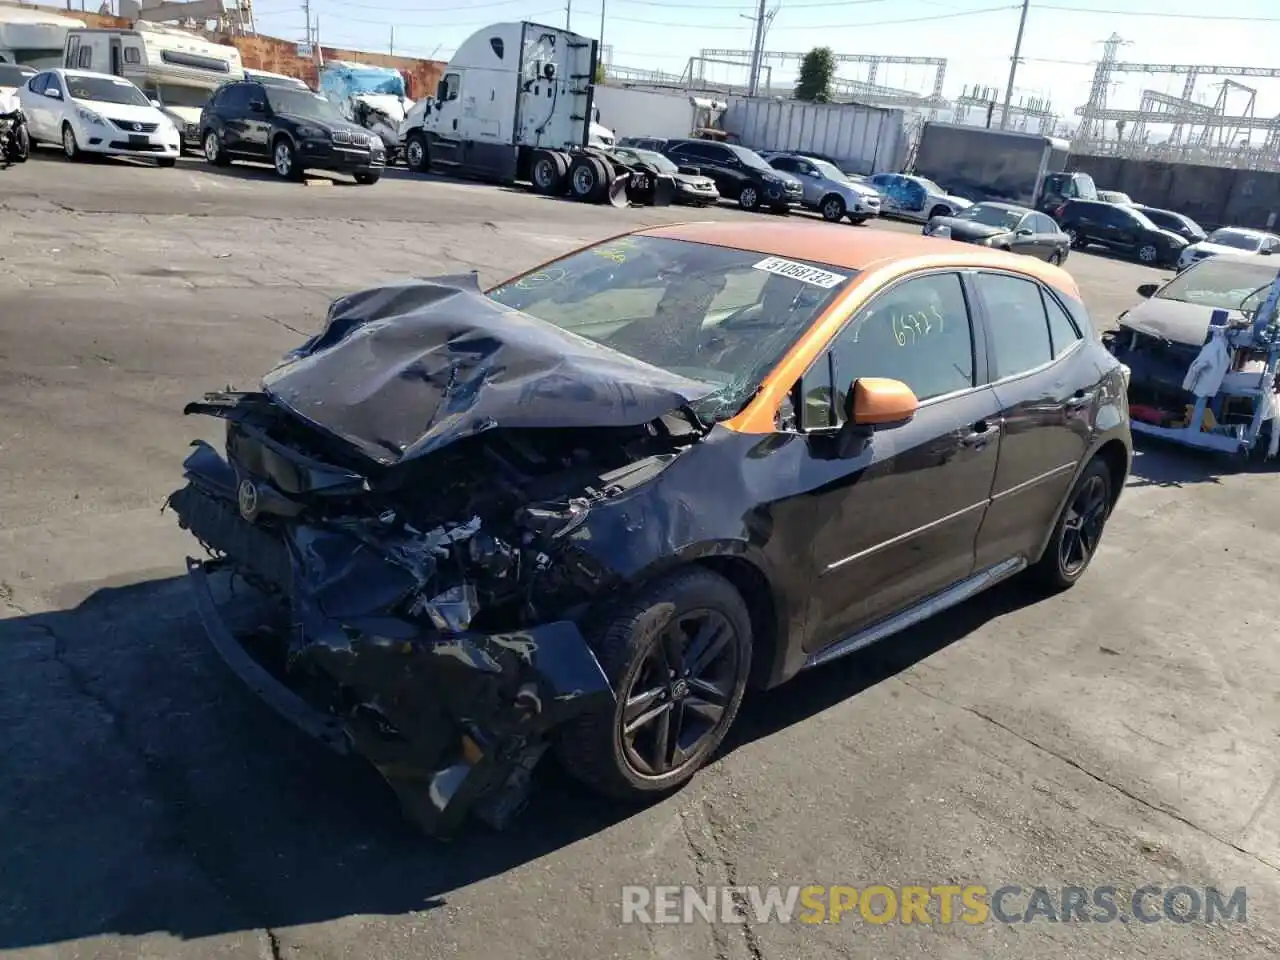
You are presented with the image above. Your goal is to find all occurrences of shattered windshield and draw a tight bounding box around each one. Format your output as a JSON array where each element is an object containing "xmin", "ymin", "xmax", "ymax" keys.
[
  {"xmin": 487, "ymin": 236, "xmax": 855, "ymax": 421},
  {"xmin": 1156, "ymin": 258, "xmax": 1280, "ymax": 312},
  {"xmin": 957, "ymin": 204, "xmax": 1024, "ymax": 229}
]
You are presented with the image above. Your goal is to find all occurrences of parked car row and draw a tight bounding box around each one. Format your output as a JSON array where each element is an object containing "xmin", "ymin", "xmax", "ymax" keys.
[{"xmin": 12, "ymin": 66, "xmax": 387, "ymax": 184}]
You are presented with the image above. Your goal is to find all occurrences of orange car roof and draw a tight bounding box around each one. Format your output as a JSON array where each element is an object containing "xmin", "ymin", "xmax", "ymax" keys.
[{"xmin": 638, "ymin": 220, "xmax": 1082, "ymax": 300}]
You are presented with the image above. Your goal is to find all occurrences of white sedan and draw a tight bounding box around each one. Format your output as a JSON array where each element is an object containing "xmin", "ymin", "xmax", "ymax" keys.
[
  {"xmin": 1176, "ymin": 226, "xmax": 1280, "ymax": 272},
  {"xmin": 19, "ymin": 68, "xmax": 180, "ymax": 165}
]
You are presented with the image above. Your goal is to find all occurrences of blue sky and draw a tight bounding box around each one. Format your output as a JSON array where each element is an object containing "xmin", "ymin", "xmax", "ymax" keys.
[{"xmin": 246, "ymin": 0, "xmax": 1280, "ymax": 123}]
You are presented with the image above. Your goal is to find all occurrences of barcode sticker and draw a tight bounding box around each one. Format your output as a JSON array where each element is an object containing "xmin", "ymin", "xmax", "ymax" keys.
[{"xmin": 752, "ymin": 256, "xmax": 847, "ymax": 289}]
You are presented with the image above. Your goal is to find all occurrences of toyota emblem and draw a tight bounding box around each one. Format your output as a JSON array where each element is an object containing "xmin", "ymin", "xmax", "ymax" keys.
[
  {"xmin": 132, "ymin": 122, "xmax": 142, "ymax": 131},
  {"xmin": 237, "ymin": 479, "xmax": 260, "ymax": 522}
]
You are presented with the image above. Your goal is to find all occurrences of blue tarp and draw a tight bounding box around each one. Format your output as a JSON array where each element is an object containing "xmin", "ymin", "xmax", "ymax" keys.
[{"xmin": 318, "ymin": 61, "xmax": 407, "ymax": 102}]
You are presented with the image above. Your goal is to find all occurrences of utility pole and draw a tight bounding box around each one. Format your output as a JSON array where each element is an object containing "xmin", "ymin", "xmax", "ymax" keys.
[
  {"xmin": 598, "ymin": 0, "xmax": 606, "ymax": 55},
  {"xmin": 746, "ymin": 0, "xmax": 767, "ymax": 97},
  {"xmin": 390, "ymin": 25, "xmax": 394, "ymax": 55},
  {"xmin": 565, "ymin": 0, "xmax": 571, "ymax": 30},
  {"xmin": 998, "ymin": 0, "xmax": 1030, "ymax": 130}
]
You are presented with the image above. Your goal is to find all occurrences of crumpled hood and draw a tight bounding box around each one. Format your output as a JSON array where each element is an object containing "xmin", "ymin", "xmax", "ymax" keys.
[
  {"xmin": 352, "ymin": 92, "xmax": 410, "ymax": 123},
  {"xmin": 161, "ymin": 104, "xmax": 202, "ymax": 126},
  {"xmin": 930, "ymin": 217, "xmax": 1005, "ymax": 240},
  {"xmin": 262, "ymin": 274, "xmax": 714, "ymax": 467},
  {"xmin": 1120, "ymin": 296, "xmax": 1244, "ymax": 346}
]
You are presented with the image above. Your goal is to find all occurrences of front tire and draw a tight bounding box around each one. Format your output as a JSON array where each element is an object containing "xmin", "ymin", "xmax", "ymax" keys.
[
  {"xmin": 353, "ymin": 171, "xmax": 381, "ymax": 185},
  {"xmin": 11, "ymin": 125, "xmax": 29, "ymax": 162},
  {"xmin": 404, "ymin": 132, "xmax": 429, "ymax": 173},
  {"xmin": 928, "ymin": 204, "xmax": 950, "ymax": 220},
  {"xmin": 1137, "ymin": 243, "xmax": 1159, "ymax": 264},
  {"xmin": 557, "ymin": 567, "xmax": 752, "ymax": 801},
  {"xmin": 848, "ymin": 215, "xmax": 869, "ymax": 225},
  {"xmin": 1065, "ymin": 227, "xmax": 1084, "ymax": 249},
  {"xmin": 272, "ymin": 136, "xmax": 302, "ymax": 181},
  {"xmin": 61, "ymin": 122, "xmax": 82, "ymax": 161},
  {"xmin": 1029, "ymin": 458, "xmax": 1114, "ymax": 592},
  {"xmin": 157, "ymin": 157, "xmax": 176, "ymax": 168}
]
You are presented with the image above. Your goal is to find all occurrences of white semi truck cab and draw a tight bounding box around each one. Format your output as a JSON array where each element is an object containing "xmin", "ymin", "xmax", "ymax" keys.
[{"xmin": 398, "ymin": 21, "xmax": 608, "ymax": 183}]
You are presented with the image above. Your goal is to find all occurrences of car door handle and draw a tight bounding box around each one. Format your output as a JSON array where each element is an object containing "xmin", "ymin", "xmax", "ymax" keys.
[{"xmin": 960, "ymin": 420, "xmax": 999, "ymax": 446}]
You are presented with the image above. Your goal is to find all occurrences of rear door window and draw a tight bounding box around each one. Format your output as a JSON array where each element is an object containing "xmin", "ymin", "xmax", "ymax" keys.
[
  {"xmin": 1042, "ymin": 290, "xmax": 1082, "ymax": 357},
  {"xmin": 973, "ymin": 272, "xmax": 1054, "ymax": 379}
]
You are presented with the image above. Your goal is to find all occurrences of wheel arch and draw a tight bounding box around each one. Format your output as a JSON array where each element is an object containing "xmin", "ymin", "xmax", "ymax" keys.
[
  {"xmin": 1030, "ymin": 433, "xmax": 1131, "ymax": 563},
  {"xmin": 604, "ymin": 541, "xmax": 792, "ymax": 692}
]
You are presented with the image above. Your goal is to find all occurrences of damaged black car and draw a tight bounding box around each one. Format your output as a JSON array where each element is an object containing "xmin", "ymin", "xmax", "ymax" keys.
[{"xmin": 171, "ymin": 223, "xmax": 1129, "ymax": 836}]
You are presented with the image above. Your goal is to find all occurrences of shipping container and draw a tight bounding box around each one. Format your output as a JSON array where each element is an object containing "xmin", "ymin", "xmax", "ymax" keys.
[
  {"xmin": 721, "ymin": 97, "xmax": 907, "ymax": 175},
  {"xmin": 592, "ymin": 85, "xmax": 724, "ymax": 142}
]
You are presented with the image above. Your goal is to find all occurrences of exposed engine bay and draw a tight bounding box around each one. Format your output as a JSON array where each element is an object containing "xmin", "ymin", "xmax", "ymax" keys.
[
  {"xmin": 179, "ymin": 394, "xmax": 701, "ymax": 632},
  {"xmin": 169, "ymin": 274, "xmax": 715, "ymax": 836}
]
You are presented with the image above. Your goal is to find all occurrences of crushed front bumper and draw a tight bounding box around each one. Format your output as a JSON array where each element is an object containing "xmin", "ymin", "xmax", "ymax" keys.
[{"xmin": 171, "ymin": 454, "xmax": 614, "ymax": 837}]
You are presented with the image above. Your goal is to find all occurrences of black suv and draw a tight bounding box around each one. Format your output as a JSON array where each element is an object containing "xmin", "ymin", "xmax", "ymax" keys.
[
  {"xmin": 200, "ymin": 80, "xmax": 385, "ymax": 184},
  {"xmin": 662, "ymin": 139, "xmax": 803, "ymax": 212},
  {"xmin": 1039, "ymin": 171, "xmax": 1097, "ymax": 218},
  {"xmin": 1057, "ymin": 199, "xmax": 1187, "ymax": 267},
  {"xmin": 1132, "ymin": 204, "xmax": 1206, "ymax": 243}
]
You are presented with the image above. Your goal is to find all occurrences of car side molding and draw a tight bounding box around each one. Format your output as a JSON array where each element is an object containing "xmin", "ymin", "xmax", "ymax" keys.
[{"xmin": 802, "ymin": 555, "xmax": 1027, "ymax": 670}]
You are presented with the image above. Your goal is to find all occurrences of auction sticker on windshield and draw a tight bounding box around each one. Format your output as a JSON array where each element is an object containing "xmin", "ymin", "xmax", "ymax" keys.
[{"xmin": 753, "ymin": 257, "xmax": 848, "ymax": 289}]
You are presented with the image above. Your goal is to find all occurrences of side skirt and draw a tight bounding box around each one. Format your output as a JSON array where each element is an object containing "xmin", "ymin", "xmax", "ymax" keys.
[{"xmin": 802, "ymin": 556, "xmax": 1027, "ymax": 670}]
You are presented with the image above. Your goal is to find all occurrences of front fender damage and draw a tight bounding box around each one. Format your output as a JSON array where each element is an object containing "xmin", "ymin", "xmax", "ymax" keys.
[{"xmin": 184, "ymin": 542, "xmax": 612, "ymax": 836}]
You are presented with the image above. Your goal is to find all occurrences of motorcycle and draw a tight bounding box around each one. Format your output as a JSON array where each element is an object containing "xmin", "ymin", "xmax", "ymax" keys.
[{"xmin": 0, "ymin": 90, "xmax": 30, "ymax": 167}]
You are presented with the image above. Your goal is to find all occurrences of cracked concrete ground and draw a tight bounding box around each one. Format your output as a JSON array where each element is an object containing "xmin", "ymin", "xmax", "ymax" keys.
[{"xmin": 2, "ymin": 153, "xmax": 1279, "ymax": 960}]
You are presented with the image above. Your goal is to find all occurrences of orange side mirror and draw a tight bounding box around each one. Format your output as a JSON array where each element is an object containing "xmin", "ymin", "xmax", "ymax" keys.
[{"xmin": 849, "ymin": 377, "xmax": 919, "ymax": 425}]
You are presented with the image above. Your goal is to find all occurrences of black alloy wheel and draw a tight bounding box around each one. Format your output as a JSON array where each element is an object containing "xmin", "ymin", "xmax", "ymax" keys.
[
  {"xmin": 619, "ymin": 608, "xmax": 740, "ymax": 778},
  {"xmin": 557, "ymin": 567, "xmax": 752, "ymax": 800},
  {"xmin": 1059, "ymin": 472, "xmax": 1110, "ymax": 576},
  {"xmin": 1031, "ymin": 458, "xmax": 1113, "ymax": 591}
]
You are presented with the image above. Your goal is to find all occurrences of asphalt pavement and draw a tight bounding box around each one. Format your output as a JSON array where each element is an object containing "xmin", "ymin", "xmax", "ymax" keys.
[{"xmin": 2, "ymin": 150, "xmax": 1279, "ymax": 960}]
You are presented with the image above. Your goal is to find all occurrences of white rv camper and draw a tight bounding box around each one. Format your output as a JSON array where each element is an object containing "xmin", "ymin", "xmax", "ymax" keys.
[
  {"xmin": 0, "ymin": 7, "xmax": 83, "ymax": 67},
  {"xmin": 63, "ymin": 23, "xmax": 244, "ymax": 150}
]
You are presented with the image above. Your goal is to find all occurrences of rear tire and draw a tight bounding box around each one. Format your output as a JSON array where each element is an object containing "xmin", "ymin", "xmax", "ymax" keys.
[
  {"xmin": 556, "ymin": 567, "xmax": 752, "ymax": 801},
  {"xmin": 928, "ymin": 204, "xmax": 950, "ymax": 219},
  {"xmin": 1048, "ymin": 251, "xmax": 1064, "ymax": 265},
  {"xmin": 157, "ymin": 157, "xmax": 176, "ymax": 168},
  {"xmin": 737, "ymin": 185, "xmax": 760, "ymax": 211},
  {"xmin": 567, "ymin": 154, "xmax": 606, "ymax": 202},
  {"xmin": 531, "ymin": 149, "xmax": 568, "ymax": 194},
  {"xmin": 848, "ymin": 215, "xmax": 868, "ymax": 225},
  {"xmin": 203, "ymin": 129, "xmax": 230, "ymax": 166},
  {"xmin": 1029, "ymin": 458, "xmax": 1114, "ymax": 592}
]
